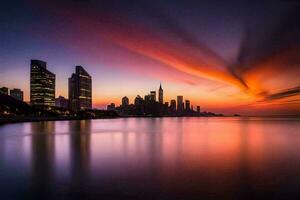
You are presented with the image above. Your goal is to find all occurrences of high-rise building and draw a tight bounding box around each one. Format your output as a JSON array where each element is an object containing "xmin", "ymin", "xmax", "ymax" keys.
[
  {"xmin": 10, "ymin": 88, "xmax": 24, "ymax": 101},
  {"xmin": 177, "ymin": 96, "xmax": 183, "ymax": 112},
  {"xmin": 0, "ymin": 87, "xmax": 9, "ymax": 95},
  {"xmin": 30, "ymin": 60, "xmax": 55, "ymax": 108},
  {"xmin": 185, "ymin": 100, "xmax": 190, "ymax": 111},
  {"xmin": 144, "ymin": 94, "xmax": 150, "ymax": 103},
  {"xmin": 107, "ymin": 103, "xmax": 116, "ymax": 111},
  {"xmin": 158, "ymin": 83, "xmax": 163, "ymax": 104},
  {"xmin": 170, "ymin": 99, "xmax": 176, "ymax": 113},
  {"xmin": 197, "ymin": 106, "xmax": 201, "ymax": 114},
  {"xmin": 69, "ymin": 66, "xmax": 92, "ymax": 112},
  {"xmin": 122, "ymin": 96, "xmax": 129, "ymax": 107},
  {"xmin": 55, "ymin": 96, "xmax": 68, "ymax": 108},
  {"xmin": 134, "ymin": 95, "xmax": 144, "ymax": 106},
  {"xmin": 150, "ymin": 91, "xmax": 156, "ymax": 101}
]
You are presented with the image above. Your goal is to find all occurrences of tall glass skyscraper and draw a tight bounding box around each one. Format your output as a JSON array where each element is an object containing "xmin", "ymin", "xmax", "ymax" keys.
[
  {"xmin": 69, "ymin": 66, "xmax": 92, "ymax": 111},
  {"xmin": 30, "ymin": 60, "xmax": 55, "ymax": 108}
]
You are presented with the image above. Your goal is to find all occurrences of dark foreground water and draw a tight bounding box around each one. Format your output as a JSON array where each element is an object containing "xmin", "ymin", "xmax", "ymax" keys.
[{"xmin": 0, "ymin": 117, "xmax": 300, "ymax": 200}]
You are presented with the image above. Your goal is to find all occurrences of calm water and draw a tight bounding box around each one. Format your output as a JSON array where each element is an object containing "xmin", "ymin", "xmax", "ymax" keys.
[{"xmin": 0, "ymin": 117, "xmax": 300, "ymax": 200}]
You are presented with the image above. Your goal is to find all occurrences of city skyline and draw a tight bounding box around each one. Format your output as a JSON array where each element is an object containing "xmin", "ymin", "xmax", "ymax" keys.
[
  {"xmin": 1, "ymin": 1, "xmax": 300, "ymax": 116},
  {"xmin": 3, "ymin": 58, "xmax": 204, "ymax": 116}
]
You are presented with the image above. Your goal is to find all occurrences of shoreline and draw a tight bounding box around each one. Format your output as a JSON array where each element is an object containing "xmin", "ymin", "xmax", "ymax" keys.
[
  {"xmin": 1, "ymin": 115, "xmax": 300, "ymax": 125},
  {"xmin": 0, "ymin": 115, "xmax": 225, "ymax": 125},
  {"xmin": 0, "ymin": 116, "xmax": 119, "ymax": 125}
]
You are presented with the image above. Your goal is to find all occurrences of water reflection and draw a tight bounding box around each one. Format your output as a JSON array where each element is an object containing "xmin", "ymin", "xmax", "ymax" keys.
[{"xmin": 0, "ymin": 118, "xmax": 300, "ymax": 199}]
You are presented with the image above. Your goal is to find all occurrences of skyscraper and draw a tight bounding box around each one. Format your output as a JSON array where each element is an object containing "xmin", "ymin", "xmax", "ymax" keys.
[
  {"xmin": 177, "ymin": 96, "xmax": 183, "ymax": 112},
  {"xmin": 10, "ymin": 88, "xmax": 24, "ymax": 101},
  {"xmin": 30, "ymin": 60, "xmax": 55, "ymax": 108},
  {"xmin": 158, "ymin": 83, "xmax": 163, "ymax": 104},
  {"xmin": 134, "ymin": 95, "xmax": 143, "ymax": 106},
  {"xmin": 122, "ymin": 96, "xmax": 129, "ymax": 107},
  {"xmin": 69, "ymin": 66, "xmax": 92, "ymax": 112},
  {"xmin": 170, "ymin": 99, "xmax": 176, "ymax": 113},
  {"xmin": 185, "ymin": 100, "xmax": 190, "ymax": 111},
  {"xmin": 150, "ymin": 91, "xmax": 156, "ymax": 101},
  {"xmin": 197, "ymin": 106, "xmax": 201, "ymax": 114},
  {"xmin": 144, "ymin": 94, "xmax": 150, "ymax": 103}
]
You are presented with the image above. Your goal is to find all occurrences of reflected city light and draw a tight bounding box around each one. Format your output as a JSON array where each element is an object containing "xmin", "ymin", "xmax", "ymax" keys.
[{"xmin": 0, "ymin": 118, "xmax": 300, "ymax": 199}]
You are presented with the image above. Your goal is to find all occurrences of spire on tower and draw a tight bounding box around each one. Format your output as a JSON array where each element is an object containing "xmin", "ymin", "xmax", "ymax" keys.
[
  {"xmin": 159, "ymin": 82, "xmax": 163, "ymax": 90},
  {"xmin": 158, "ymin": 82, "xmax": 163, "ymax": 104}
]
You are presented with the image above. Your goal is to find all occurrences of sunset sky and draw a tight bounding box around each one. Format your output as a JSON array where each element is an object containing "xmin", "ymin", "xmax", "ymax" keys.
[{"xmin": 1, "ymin": 0, "xmax": 299, "ymax": 115}]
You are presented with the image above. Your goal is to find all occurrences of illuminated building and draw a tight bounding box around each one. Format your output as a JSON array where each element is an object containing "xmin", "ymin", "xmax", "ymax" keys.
[
  {"xmin": 69, "ymin": 66, "xmax": 92, "ymax": 112},
  {"xmin": 30, "ymin": 60, "xmax": 55, "ymax": 108}
]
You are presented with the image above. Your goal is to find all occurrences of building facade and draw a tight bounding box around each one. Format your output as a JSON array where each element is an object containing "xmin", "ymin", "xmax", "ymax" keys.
[
  {"xmin": 122, "ymin": 96, "xmax": 129, "ymax": 107},
  {"xmin": 150, "ymin": 91, "xmax": 156, "ymax": 101},
  {"xmin": 107, "ymin": 103, "xmax": 116, "ymax": 111},
  {"xmin": 158, "ymin": 83, "xmax": 163, "ymax": 104},
  {"xmin": 69, "ymin": 66, "xmax": 92, "ymax": 112},
  {"xmin": 177, "ymin": 96, "xmax": 183, "ymax": 112},
  {"xmin": 197, "ymin": 106, "xmax": 201, "ymax": 114},
  {"xmin": 30, "ymin": 60, "xmax": 55, "ymax": 108},
  {"xmin": 55, "ymin": 96, "xmax": 69, "ymax": 109},
  {"xmin": 170, "ymin": 99, "xmax": 176, "ymax": 113},
  {"xmin": 185, "ymin": 100, "xmax": 190, "ymax": 111},
  {"xmin": 10, "ymin": 88, "xmax": 24, "ymax": 101},
  {"xmin": 134, "ymin": 95, "xmax": 144, "ymax": 106},
  {"xmin": 144, "ymin": 95, "xmax": 151, "ymax": 103}
]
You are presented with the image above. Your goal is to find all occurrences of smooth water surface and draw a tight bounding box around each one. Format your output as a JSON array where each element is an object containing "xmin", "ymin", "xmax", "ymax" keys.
[{"xmin": 0, "ymin": 117, "xmax": 300, "ymax": 199}]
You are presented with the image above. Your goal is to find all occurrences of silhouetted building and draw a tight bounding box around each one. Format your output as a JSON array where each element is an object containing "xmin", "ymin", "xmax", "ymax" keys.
[
  {"xmin": 158, "ymin": 83, "xmax": 163, "ymax": 104},
  {"xmin": 69, "ymin": 66, "xmax": 92, "ymax": 112},
  {"xmin": 30, "ymin": 60, "xmax": 55, "ymax": 108},
  {"xmin": 197, "ymin": 106, "xmax": 201, "ymax": 114},
  {"xmin": 144, "ymin": 94, "xmax": 151, "ymax": 103},
  {"xmin": 0, "ymin": 87, "xmax": 9, "ymax": 95},
  {"xmin": 170, "ymin": 99, "xmax": 176, "ymax": 113},
  {"xmin": 177, "ymin": 96, "xmax": 183, "ymax": 112},
  {"xmin": 185, "ymin": 100, "xmax": 190, "ymax": 111},
  {"xmin": 150, "ymin": 91, "xmax": 156, "ymax": 101},
  {"xmin": 122, "ymin": 96, "xmax": 129, "ymax": 107},
  {"xmin": 107, "ymin": 103, "xmax": 116, "ymax": 111},
  {"xmin": 55, "ymin": 96, "xmax": 68, "ymax": 109},
  {"xmin": 10, "ymin": 88, "xmax": 24, "ymax": 101},
  {"xmin": 134, "ymin": 95, "xmax": 143, "ymax": 106}
]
